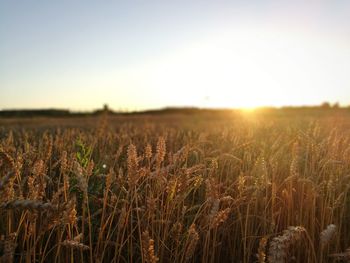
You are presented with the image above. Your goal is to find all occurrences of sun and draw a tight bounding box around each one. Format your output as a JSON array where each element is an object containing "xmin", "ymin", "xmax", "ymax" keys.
[
  {"xmin": 143, "ymin": 32, "xmax": 288, "ymax": 109},
  {"xmin": 240, "ymin": 106, "xmax": 258, "ymax": 113}
]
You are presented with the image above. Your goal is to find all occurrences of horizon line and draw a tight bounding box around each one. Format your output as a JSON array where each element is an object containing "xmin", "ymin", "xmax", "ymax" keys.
[{"xmin": 0, "ymin": 102, "xmax": 347, "ymax": 113}]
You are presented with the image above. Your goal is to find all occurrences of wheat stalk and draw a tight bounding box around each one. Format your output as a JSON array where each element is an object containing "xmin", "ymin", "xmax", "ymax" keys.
[
  {"xmin": 320, "ymin": 224, "xmax": 337, "ymax": 246},
  {"xmin": 268, "ymin": 226, "xmax": 306, "ymax": 263}
]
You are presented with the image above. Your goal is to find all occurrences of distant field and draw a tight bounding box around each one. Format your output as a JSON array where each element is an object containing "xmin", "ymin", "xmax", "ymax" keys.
[{"xmin": 1, "ymin": 109, "xmax": 350, "ymax": 262}]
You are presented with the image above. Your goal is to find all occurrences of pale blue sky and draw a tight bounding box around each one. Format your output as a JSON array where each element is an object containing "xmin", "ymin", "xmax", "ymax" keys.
[{"xmin": 1, "ymin": 1, "xmax": 350, "ymax": 110}]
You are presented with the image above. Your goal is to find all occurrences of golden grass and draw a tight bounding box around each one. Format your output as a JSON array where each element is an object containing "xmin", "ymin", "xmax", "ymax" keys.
[{"xmin": 0, "ymin": 111, "xmax": 350, "ymax": 262}]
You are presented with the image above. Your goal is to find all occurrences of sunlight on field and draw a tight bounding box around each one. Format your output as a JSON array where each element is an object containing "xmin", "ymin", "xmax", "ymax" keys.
[
  {"xmin": 1, "ymin": 1, "xmax": 350, "ymax": 262},
  {"xmin": 1, "ymin": 111, "xmax": 350, "ymax": 262},
  {"xmin": 240, "ymin": 107, "xmax": 257, "ymax": 113}
]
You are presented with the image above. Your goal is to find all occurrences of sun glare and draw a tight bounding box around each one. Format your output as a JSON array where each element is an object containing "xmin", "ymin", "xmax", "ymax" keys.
[
  {"xmin": 112, "ymin": 25, "xmax": 348, "ymax": 110},
  {"xmin": 240, "ymin": 106, "xmax": 257, "ymax": 113}
]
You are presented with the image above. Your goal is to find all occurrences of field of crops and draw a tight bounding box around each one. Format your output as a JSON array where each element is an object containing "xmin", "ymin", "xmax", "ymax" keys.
[{"xmin": 0, "ymin": 110, "xmax": 350, "ymax": 262}]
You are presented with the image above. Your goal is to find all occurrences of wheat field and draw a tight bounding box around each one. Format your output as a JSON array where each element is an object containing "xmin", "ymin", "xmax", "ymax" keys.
[{"xmin": 0, "ymin": 110, "xmax": 350, "ymax": 262}]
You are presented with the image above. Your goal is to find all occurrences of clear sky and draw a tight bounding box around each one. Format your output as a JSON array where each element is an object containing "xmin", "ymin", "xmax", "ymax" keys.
[{"xmin": 1, "ymin": 0, "xmax": 350, "ymax": 111}]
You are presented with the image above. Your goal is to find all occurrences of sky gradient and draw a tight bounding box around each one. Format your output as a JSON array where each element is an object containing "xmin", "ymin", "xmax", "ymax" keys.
[{"xmin": 1, "ymin": 1, "xmax": 350, "ymax": 111}]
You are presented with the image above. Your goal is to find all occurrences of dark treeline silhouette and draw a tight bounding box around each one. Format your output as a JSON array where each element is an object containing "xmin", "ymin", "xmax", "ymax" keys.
[
  {"xmin": 0, "ymin": 103, "xmax": 349, "ymax": 118},
  {"xmin": 0, "ymin": 109, "xmax": 71, "ymax": 118}
]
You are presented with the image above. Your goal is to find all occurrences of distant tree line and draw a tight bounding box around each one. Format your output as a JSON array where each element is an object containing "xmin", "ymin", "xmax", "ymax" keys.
[
  {"xmin": 320, "ymin": 102, "xmax": 340, "ymax": 109},
  {"xmin": 0, "ymin": 102, "xmax": 348, "ymax": 118},
  {"xmin": 0, "ymin": 109, "xmax": 71, "ymax": 118}
]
